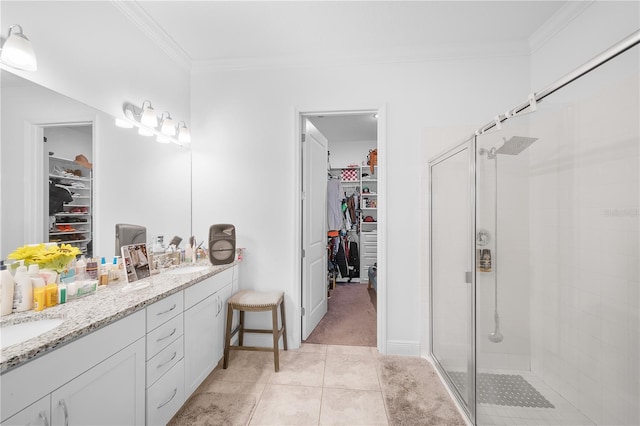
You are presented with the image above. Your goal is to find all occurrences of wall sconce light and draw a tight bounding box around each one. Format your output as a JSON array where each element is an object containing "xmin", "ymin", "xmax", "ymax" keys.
[
  {"xmin": 0, "ymin": 25, "xmax": 37, "ymax": 71},
  {"xmin": 117, "ymin": 101, "xmax": 191, "ymax": 146},
  {"xmin": 140, "ymin": 100, "xmax": 158, "ymax": 127},
  {"xmin": 176, "ymin": 122, "xmax": 191, "ymax": 144},
  {"xmin": 159, "ymin": 112, "xmax": 176, "ymax": 136}
]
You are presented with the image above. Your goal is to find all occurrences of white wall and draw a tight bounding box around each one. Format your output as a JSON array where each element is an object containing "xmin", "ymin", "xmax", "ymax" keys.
[
  {"xmin": 191, "ymin": 55, "xmax": 530, "ymax": 353},
  {"xmin": 328, "ymin": 140, "xmax": 376, "ymax": 169},
  {"xmin": 0, "ymin": 1, "xmax": 190, "ymax": 123},
  {"xmin": 45, "ymin": 127, "xmax": 92, "ymax": 165},
  {"xmin": 529, "ymin": 2, "xmax": 639, "ymax": 425}
]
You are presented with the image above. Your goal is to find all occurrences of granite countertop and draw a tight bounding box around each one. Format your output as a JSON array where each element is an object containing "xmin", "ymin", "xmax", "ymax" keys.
[{"xmin": 0, "ymin": 258, "xmax": 241, "ymax": 373}]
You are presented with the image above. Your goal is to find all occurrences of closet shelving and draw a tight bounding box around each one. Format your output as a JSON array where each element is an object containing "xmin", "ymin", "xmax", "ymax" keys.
[
  {"xmin": 359, "ymin": 165, "xmax": 377, "ymax": 280},
  {"xmin": 48, "ymin": 156, "xmax": 92, "ymax": 255}
]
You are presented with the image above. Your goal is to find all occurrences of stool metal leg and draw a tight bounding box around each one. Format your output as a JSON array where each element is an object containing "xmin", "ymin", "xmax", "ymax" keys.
[
  {"xmin": 280, "ymin": 299, "xmax": 288, "ymax": 350},
  {"xmin": 239, "ymin": 311, "xmax": 245, "ymax": 346},
  {"xmin": 223, "ymin": 303, "xmax": 234, "ymax": 369},
  {"xmin": 272, "ymin": 305, "xmax": 280, "ymax": 372}
]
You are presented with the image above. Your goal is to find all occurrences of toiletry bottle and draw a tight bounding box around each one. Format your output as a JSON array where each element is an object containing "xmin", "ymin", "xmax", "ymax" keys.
[
  {"xmin": 12, "ymin": 260, "xmax": 32, "ymax": 312},
  {"xmin": 58, "ymin": 283, "xmax": 67, "ymax": 304},
  {"xmin": 0, "ymin": 260, "xmax": 15, "ymax": 316},
  {"xmin": 76, "ymin": 256, "xmax": 86, "ymax": 280},
  {"xmin": 185, "ymin": 244, "xmax": 193, "ymax": 264},
  {"xmin": 86, "ymin": 258, "xmax": 98, "ymax": 280},
  {"xmin": 99, "ymin": 257, "xmax": 108, "ymax": 286},
  {"xmin": 33, "ymin": 285, "xmax": 45, "ymax": 312},
  {"xmin": 45, "ymin": 283, "xmax": 58, "ymax": 307},
  {"xmin": 109, "ymin": 257, "xmax": 119, "ymax": 283}
]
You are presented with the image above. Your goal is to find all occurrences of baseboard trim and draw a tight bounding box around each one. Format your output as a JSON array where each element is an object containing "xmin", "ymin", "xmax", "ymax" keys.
[{"xmin": 386, "ymin": 340, "xmax": 420, "ymax": 356}]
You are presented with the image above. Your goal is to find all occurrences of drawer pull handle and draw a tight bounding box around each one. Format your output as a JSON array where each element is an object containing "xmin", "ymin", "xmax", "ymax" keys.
[
  {"xmin": 156, "ymin": 351, "xmax": 178, "ymax": 369},
  {"xmin": 156, "ymin": 328, "xmax": 177, "ymax": 342},
  {"xmin": 157, "ymin": 388, "xmax": 178, "ymax": 409},
  {"xmin": 59, "ymin": 400, "xmax": 69, "ymax": 426},
  {"xmin": 156, "ymin": 303, "xmax": 177, "ymax": 316},
  {"xmin": 39, "ymin": 411, "xmax": 49, "ymax": 426}
]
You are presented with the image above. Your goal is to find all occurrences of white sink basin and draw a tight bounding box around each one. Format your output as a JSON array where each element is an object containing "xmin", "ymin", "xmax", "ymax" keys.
[
  {"xmin": 164, "ymin": 265, "xmax": 209, "ymax": 275},
  {"xmin": 1, "ymin": 318, "xmax": 65, "ymax": 348}
]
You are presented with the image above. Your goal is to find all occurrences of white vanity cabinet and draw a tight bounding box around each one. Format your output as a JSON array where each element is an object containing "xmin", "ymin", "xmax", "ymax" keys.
[
  {"xmin": 145, "ymin": 292, "xmax": 185, "ymax": 426},
  {"xmin": 50, "ymin": 339, "xmax": 145, "ymax": 426},
  {"xmin": 183, "ymin": 266, "xmax": 234, "ymax": 396},
  {"xmin": 1, "ymin": 310, "xmax": 146, "ymax": 426}
]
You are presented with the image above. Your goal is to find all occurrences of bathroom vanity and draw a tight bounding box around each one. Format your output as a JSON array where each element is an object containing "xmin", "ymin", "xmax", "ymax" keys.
[{"xmin": 0, "ymin": 257, "xmax": 241, "ymax": 426}]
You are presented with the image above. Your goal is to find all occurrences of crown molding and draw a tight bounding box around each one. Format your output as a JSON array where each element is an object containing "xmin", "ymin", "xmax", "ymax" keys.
[
  {"xmin": 191, "ymin": 39, "xmax": 531, "ymax": 74},
  {"xmin": 111, "ymin": 0, "xmax": 192, "ymax": 72},
  {"xmin": 529, "ymin": 1, "xmax": 594, "ymax": 54}
]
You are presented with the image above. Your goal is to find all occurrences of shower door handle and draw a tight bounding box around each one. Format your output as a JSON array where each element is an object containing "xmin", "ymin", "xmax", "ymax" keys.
[{"xmin": 465, "ymin": 271, "xmax": 472, "ymax": 284}]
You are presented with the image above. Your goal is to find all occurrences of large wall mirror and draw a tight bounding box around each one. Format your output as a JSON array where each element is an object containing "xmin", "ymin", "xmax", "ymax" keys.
[{"xmin": 1, "ymin": 69, "xmax": 192, "ymax": 259}]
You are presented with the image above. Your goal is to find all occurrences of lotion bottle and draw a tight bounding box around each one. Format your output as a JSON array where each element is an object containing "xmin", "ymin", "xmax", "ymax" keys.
[
  {"xmin": 0, "ymin": 260, "xmax": 15, "ymax": 316},
  {"xmin": 76, "ymin": 256, "xmax": 87, "ymax": 280},
  {"xmin": 12, "ymin": 260, "xmax": 32, "ymax": 312},
  {"xmin": 184, "ymin": 244, "xmax": 193, "ymax": 264}
]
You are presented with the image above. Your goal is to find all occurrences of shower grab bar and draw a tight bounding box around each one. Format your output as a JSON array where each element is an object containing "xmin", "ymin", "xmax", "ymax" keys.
[{"xmin": 475, "ymin": 29, "xmax": 640, "ymax": 136}]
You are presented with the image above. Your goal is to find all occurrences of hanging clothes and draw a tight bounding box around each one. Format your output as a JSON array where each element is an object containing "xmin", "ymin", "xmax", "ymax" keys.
[
  {"xmin": 49, "ymin": 180, "xmax": 73, "ymax": 215},
  {"xmin": 327, "ymin": 178, "xmax": 344, "ymax": 231}
]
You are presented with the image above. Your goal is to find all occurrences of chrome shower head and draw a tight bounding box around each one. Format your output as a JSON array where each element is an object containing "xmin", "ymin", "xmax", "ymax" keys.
[{"xmin": 495, "ymin": 136, "xmax": 539, "ymax": 156}]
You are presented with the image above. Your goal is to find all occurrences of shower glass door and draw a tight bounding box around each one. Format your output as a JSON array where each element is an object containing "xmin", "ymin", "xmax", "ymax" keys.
[{"xmin": 429, "ymin": 138, "xmax": 476, "ymax": 421}]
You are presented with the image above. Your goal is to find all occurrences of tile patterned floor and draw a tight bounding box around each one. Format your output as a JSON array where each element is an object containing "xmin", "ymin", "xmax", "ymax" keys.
[{"xmin": 193, "ymin": 344, "xmax": 390, "ymax": 425}]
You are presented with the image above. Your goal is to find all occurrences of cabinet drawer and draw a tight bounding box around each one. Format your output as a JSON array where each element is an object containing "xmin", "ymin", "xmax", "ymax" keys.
[
  {"xmin": 146, "ymin": 292, "xmax": 183, "ymax": 332},
  {"xmin": 362, "ymin": 255, "xmax": 377, "ymax": 269},
  {"xmin": 361, "ymin": 232, "xmax": 378, "ymax": 243},
  {"xmin": 147, "ymin": 359, "xmax": 184, "ymax": 426},
  {"xmin": 146, "ymin": 313, "xmax": 183, "ymax": 360},
  {"xmin": 362, "ymin": 243, "xmax": 377, "ymax": 256},
  {"xmin": 184, "ymin": 267, "xmax": 233, "ymax": 309},
  {"xmin": 147, "ymin": 336, "xmax": 184, "ymax": 388}
]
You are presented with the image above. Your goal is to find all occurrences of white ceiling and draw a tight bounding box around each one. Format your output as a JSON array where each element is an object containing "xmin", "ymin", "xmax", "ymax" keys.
[
  {"xmin": 136, "ymin": 1, "xmax": 567, "ymax": 67},
  {"xmin": 127, "ymin": 1, "xmax": 567, "ymax": 141}
]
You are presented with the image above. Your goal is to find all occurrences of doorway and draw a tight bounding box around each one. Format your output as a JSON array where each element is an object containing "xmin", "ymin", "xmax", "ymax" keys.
[{"xmin": 299, "ymin": 110, "xmax": 384, "ymax": 349}]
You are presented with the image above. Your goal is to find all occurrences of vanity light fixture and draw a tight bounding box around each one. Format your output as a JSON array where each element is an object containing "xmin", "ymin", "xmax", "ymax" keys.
[
  {"xmin": 0, "ymin": 25, "xmax": 37, "ymax": 71},
  {"xmin": 118, "ymin": 101, "xmax": 191, "ymax": 147},
  {"xmin": 159, "ymin": 112, "xmax": 176, "ymax": 136},
  {"xmin": 176, "ymin": 122, "xmax": 191, "ymax": 144},
  {"xmin": 140, "ymin": 100, "xmax": 158, "ymax": 127}
]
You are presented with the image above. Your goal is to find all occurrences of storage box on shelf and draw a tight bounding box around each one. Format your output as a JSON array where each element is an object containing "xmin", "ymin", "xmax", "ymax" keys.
[{"xmin": 48, "ymin": 156, "xmax": 92, "ymax": 256}]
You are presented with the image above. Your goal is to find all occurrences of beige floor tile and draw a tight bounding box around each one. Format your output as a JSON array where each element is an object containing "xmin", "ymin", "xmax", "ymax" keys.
[
  {"xmin": 320, "ymin": 388, "xmax": 388, "ymax": 425},
  {"xmin": 196, "ymin": 376, "xmax": 267, "ymax": 400},
  {"xmin": 249, "ymin": 384, "xmax": 322, "ymax": 426},
  {"xmin": 268, "ymin": 351, "xmax": 326, "ymax": 387},
  {"xmin": 326, "ymin": 345, "xmax": 375, "ymax": 357},
  {"xmin": 299, "ymin": 343, "xmax": 328, "ymax": 356},
  {"xmin": 324, "ymin": 353, "xmax": 381, "ymax": 391},
  {"xmin": 211, "ymin": 350, "xmax": 275, "ymax": 384}
]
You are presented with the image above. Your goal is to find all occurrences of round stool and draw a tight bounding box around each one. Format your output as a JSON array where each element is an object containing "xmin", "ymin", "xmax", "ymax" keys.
[{"xmin": 223, "ymin": 290, "xmax": 288, "ymax": 372}]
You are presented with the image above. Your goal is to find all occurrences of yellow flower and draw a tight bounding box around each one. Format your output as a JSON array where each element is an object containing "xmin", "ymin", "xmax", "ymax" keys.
[{"xmin": 8, "ymin": 243, "xmax": 81, "ymax": 272}]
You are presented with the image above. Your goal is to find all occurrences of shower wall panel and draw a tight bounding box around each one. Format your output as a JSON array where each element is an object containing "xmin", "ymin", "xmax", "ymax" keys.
[{"xmin": 528, "ymin": 52, "xmax": 639, "ymax": 425}]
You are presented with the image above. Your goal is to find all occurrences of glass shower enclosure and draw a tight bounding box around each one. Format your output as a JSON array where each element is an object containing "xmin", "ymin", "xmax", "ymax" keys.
[{"xmin": 429, "ymin": 40, "xmax": 639, "ymax": 426}]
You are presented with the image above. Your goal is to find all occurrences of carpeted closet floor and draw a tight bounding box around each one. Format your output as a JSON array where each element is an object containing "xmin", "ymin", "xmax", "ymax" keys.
[
  {"xmin": 304, "ymin": 282, "xmax": 377, "ymax": 347},
  {"xmin": 169, "ymin": 344, "xmax": 466, "ymax": 426}
]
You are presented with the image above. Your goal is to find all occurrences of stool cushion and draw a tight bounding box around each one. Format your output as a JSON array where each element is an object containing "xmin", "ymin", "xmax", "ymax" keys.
[{"xmin": 229, "ymin": 290, "xmax": 284, "ymax": 308}]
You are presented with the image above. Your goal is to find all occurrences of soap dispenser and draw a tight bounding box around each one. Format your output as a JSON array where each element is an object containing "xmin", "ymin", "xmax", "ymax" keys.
[
  {"xmin": 12, "ymin": 260, "xmax": 32, "ymax": 312},
  {"xmin": 0, "ymin": 260, "xmax": 15, "ymax": 316}
]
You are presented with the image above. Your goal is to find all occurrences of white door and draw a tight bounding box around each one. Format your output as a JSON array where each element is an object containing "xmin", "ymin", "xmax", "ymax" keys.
[{"xmin": 301, "ymin": 119, "xmax": 328, "ymax": 339}]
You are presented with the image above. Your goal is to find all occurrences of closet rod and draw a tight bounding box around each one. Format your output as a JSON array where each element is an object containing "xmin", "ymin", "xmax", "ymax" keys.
[{"xmin": 476, "ymin": 29, "xmax": 640, "ymax": 135}]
